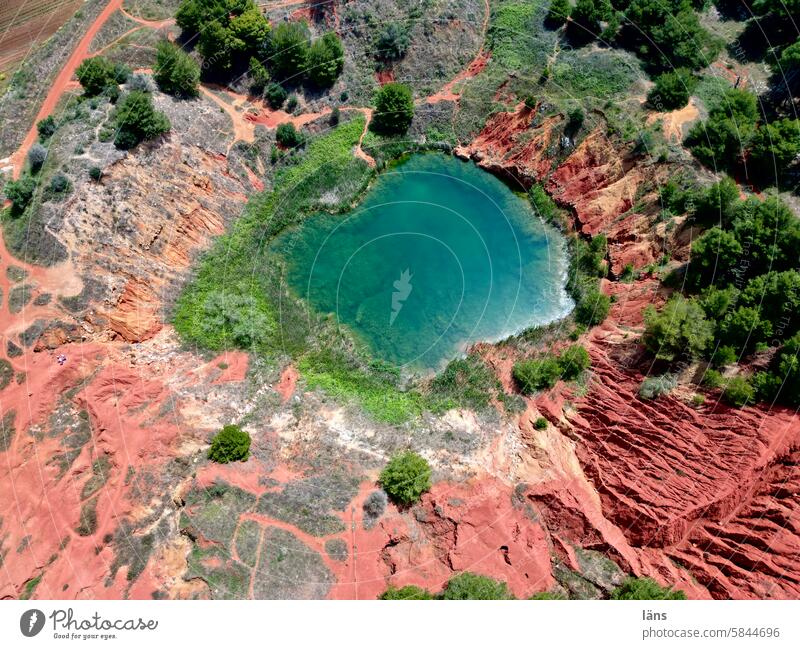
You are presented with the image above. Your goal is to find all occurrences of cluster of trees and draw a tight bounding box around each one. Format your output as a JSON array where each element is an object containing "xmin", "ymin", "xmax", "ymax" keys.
[
  {"xmin": 175, "ymin": 0, "xmax": 344, "ymax": 97},
  {"xmin": 113, "ymin": 90, "xmax": 171, "ymax": 149},
  {"xmin": 512, "ymin": 344, "xmax": 590, "ymax": 394},
  {"xmin": 379, "ymin": 574, "xmax": 684, "ymax": 600},
  {"xmin": 76, "ymin": 55, "xmax": 130, "ymax": 100},
  {"xmin": 643, "ymin": 180, "xmax": 800, "ymax": 407},
  {"xmin": 545, "ymin": 0, "xmax": 721, "ymax": 73},
  {"xmin": 371, "ymin": 82, "xmax": 414, "ymax": 135},
  {"xmin": 685, "ymin": 88, "xmax": 800, "ymax": 186},
  {"xmin": 154, "ymin": 41, "xmax": 200, "ymax": 98}
]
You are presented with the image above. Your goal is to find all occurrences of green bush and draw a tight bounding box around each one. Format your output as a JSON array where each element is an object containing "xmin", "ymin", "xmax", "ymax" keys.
[
  {"xmin": 440, "ymin": 573, "xmax": 514, "ymax": 600},
  {"xmin": 76, "ymin": 56, "xmax": 117, "ymax": 96},
  {"xmin": 530, "ymin": 591, "xmax": 567, "ymax": 599},
  {"xmin": 249, "ymin": 57, "xmax": 270, "ymax": 94},
  {"xmin": 559, "ymin": 344, "xmax": 590, "ymax": 380},
  {"xmin": 113, "ymin": 90, "xmax": 170, "ymax": 149},
  {"xmin": 642, "ymin": 295, "xmax": 714, "ymax": 362},
  {"xmin": 154, "ymin": 40, "xmax": 199, "ymax": 98},
  {"xmin": 379, "ymin": 585, "xmax": 433, "ymax": 600},
  {"xmin": 611, "ymin": 577, "xmax": 686, "ymax": 600},
  {"xmin": 722, "ymin": 375, "xmax": 754, "ymax": 408},
  {"xmin": 513, "ymin": 356, "xmax": 562, "ymax": 394},
  {"xmin": 375, "ymin": 22, "xmax": 410, "ymax": 61},
  {"xmin": 574, "ymin": 288, "xmax": 610, "ymax": 326},
  {"xmin": 276, "ymin": 123, "xmax": 303, "ymax": 148},
  {"xmin": 371, "ymin": 82, "xmax": 414, "ymax": 135},
  {"xmin": 4, "ymin": 175, "xmax": 37, "ymax": 214},
  {"xmin": 208, "ymin": 425, "xmax": 251, "ymax": 463},
  {"xmin": 534, "ymin": 417, "xmax": 548, "ymax": 430},
  {"xmin": 378, "ymin": 451, "xmax": 431, "ymax": 505},
  {"xmin": 89, "ymin": 166, "xmax": 103, "ymax": 181},
  {"xmin": 27, "ymin": 143, "xmax": 47, "ymax": 171},
  {"xmin": 306, "ymin": 33, "xmax": 344, "ymax": 88},
  {"xmin": 264, "ymin": 82, "xmax": 287, "ymax": 109},
  {"xmin": 545, "ymin": 0, "xmax": 571, "ymax": 27},
  {"xmin": 37, "ymin": 115, "xmax": 56, "ymax": 140},
  {"xmin": 638, "ymin": 374, "xmax": 677, "ymax": 400},
  {"xmin": 647, "ymin": 69, "xmax": 696, "ymax": 111},
  {"xmin": 270, "ymin": 20, "xmax": 310, "ymax": 82}
]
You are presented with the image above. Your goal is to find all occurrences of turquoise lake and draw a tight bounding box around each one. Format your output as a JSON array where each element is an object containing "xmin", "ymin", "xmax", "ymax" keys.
[{"xmin": 273, "ymin": 154, "xmax": 573, "ymax": 371}]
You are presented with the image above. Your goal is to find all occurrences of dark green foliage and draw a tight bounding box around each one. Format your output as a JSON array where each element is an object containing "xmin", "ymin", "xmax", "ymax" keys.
[
  {"xmin": 747, "ymin": 118, "xmax": 800, "ymax": 184},
  {"xmin": 379, "ymin": 585, "xmax": 434, "ymax": 600},
  {"xmin": 276, "ymin": 123, "xmax": 304, "ymax": 148},
  {"xmin": 286, "ymin": 94, "xmax": 298, "ymax": 112},
  {"xmin": 569, "ymin": 0, "xmax": 613, "ymax": 44},
  {"xmin": 37, "ymin": 115, "xmax": 56, "ymax": 141},
  {"xmin": 739, "ymin": 271, "xmax": 800, "ymax": 337},
  {"xmin": 685, "ymin": 88, "xmax": 759, "ymax": 170},
  {"xmin": 722, "ymin": 375, "xmax": 755, "ymax": 407},
  {"xmin": 611, "ymin": 577, "xmax": 686, "ymax": 600},
  {"xmin": 89, "ymin": 166, "xmax": 102, "ymax": 181},
  {"xmin": 642, "ymin": 295, "xmax": 714, "ymax": 361},
  {"xmin": 545, "ymin": 0, "xmax": 571, "ymax": 27},
  {"xmin": 208, "ymin": 424, "xmax": 251, "ymax": 463},
  {"xmin": 378, "ymin": 451, "xmax": 431, "ymax": 505},
  {"xmin": 529, "ymin": 184, "xmax": 561, "ymax": 224},
  {"xmin": 249, "ymin": 57, "xmax": 270, "ymax": 93},
  {"xmin": 429, "ymin": 355, "xmax": 500, "ymax": 411},
  {"xmin": 647, "ymin": 69, "xmax": 696, "ymax": 111},
  {"xmin": 113, "ymin": 90, "xmax": 170, "ymax": 149},
  {"xmin": 686, "ymin": 227, "xmax": 743, "ymax": 289},
  {"xmin": 307, "ymin": 33, "xmax": 344, "ymax": 88},
  {"xmin": 269, "ymin": 20, "xmax": 310, "ymax": 82},
  {"xmin": 441, "ymin": 572, "xmax": 514, "ymax": 600},
  {"xmin": 329, "ymin": 106, "xmax": 340, "ymax": 126},
  {"xmin": 47, "ymin": 174, "xmax": 71, "ymax": 196},
  {"xmin": 513, "ymin": 356, "xmax": 562, "ymax": 394},
  {"xmin": 375, "ymin": 22, "xmax": 410, "ymax": 61},
  {"xmin": 731, "ymin": 196, "xmax": 800, "ymax": 278},
  {"xmin": 691, "ymin": 177, "xmax": 739, "ymax": 226},
  {"xmin": 264, "ymin": 82, "xmax": 287, "ymax": 109},
  {"xmin": 76, "ymin": 56, "xmax": 117, "ymax": 96},
  {"xmin": 371, "ymin": 82, "xmax": 414, "ymax": 135},
  {"xmin": 753, "ymin": 332, "xmax": 800, "ymax": 406},
  {"xmin": 534, "ymin": 417, "xmax": 548, "ymax": 430},
  {"xmin": 4, "ymin": 175, "xmax": 36, "ymax": 214},
  {"xmin": 530, "ymin": 591, "xmax": 567, "ymax": 599},
  {"xmin": 154, "ymin": 41, "xmax": 200, "ymax": 98},
  {"xmin": 719, "ymin": 307, "xmax": 773, "ymax": 354}
]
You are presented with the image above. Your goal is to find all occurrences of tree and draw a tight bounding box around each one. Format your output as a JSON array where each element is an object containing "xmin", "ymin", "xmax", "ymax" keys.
[
  {"xmin": 208, "ymin": 424, "xmax": 251, "ymax": 463},
  {"xmin": 371, "ymin": 82, "xmax": 414, "ymax": 135},
  {"xmin": 270, "ymin": 20, "xmax": 311, "ymax": 82},
  {"xmin": 264, "ymin": 82, "xmax": 287, "ymax": 108},
  {"xmin": 739, "ymin": 270, "xmax": 800, "ymax": 336},
  {"xmin": 647, "ymin": 69, "xmax": 696, "ymax": 111},
  {"xmin": 747, "ymin": 118, "xmax": 800, "ymax": 185},
  {"xmin": 276, "ymin": 122, "xmax": 303, "ymax": 148},
  {"xmin": 569, "ymin": 0, "xmax": 612, "ymax": 44},
  {"xmin": 27, "ymin": 143, "xmax": 47, "ymax": 171},
  {"xmin": 559, "ymin": 344, "xmax": 590, "ymax": 380},
  {"xmin": 512, "ymin": 356, "xmax": 562, "ymax": 394},
  {"xmin": 307, "ymin": 33, "xmax": 344, "ymax": 88},
  {"xmin": 441, "ymin": 573, "xmax": 514, "ymax": 600},
  {"xmin": 378, "ymin": 451, "xmax": 431, "ymax": 505},
  {"xmin": 113, "ymin": 90, "xmax": 171, "ymax": 149},
  {"xmin": 685, "ymin": 88, "xmax": 759, "ymax": 170},
  {"xmin": 154, "ymin": 41, "xmax": 200, "ymax": 98},
  {"xmin": 686, "ymin": 227, "xmax": 743, "ymax": 289},
  {"xmin": 545, "ymin": 0, "xmax": 571, "ymax": 27},
  {"xmin": 37, "ymin": 115, "xmax": 56, "ymax": 140},
  {"xmin": 722, "ymin": 375, "xmax": 755, "ymax": 407},
  {"xmin": 611, "ymin": 577, "xmax": 686, "ymax": 600},
  {"xmin": 249, "ymin": 57, "xmax": 270, "ymax": 93},
  {"xmin": 691, "ymin": 176, "xmax": 739, "ymax": 226},
  {"xmin": 379, "ymin": 585, "xmax": 433, "ymax": 600},
  {"xmin": 229, "ymin": 6, "xmax": 270, "ymax": 55},
  {"xmin": 642, "ymin": 295, "xmax": 714, "ymax": 361},
  {"xmin": 198, "ymin": 21, "xmax": 241, "ymax": 73},
  {"xmin": 3, "ymin": 175, "xmax": 37, "ymax": 214},
  {"xmin": 375, "ymin": 22, "xmax": 410, "ymax": 60},
  {"xmin": 76, "ymin": 56, "xmax": 117, "ymax": 96},
  {"xmin": 731, "ymin": 196, "xmax": 800, "ymax": 277},
  {"xmin": 719, "ymin": 306, "xmax": 773, "ymax": 353}
]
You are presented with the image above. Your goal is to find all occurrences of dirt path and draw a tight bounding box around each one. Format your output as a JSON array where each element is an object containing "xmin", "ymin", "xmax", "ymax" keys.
[{"xmin": 6, "ymin": 0, "xmax": 124, "ymax": 179}]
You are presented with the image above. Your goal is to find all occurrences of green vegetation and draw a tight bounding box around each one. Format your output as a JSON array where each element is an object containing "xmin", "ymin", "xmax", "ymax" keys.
[
  {"xmin": 545, "ymin": 0, "xmax": 571, "ymax": 27},
  {"xmin": 37, "ymin": 116, "xmax": 56, "ymax": 141},
  {"xmin": 76, "ymin": 56, "xmax": 128, "ymax": 96},
  {"xmin": 3, "ymin": 175, "xmax": 37, "ymax": 215},
  {"xmin": 154, "ymin": 41, "xmax": 200, "ymax": 98},
  {"xmin": 27, "ymin": 143, "xmax": 47, "ymax": 171},
  {"xmin": 306, "ymin": 33, "xmax": 344, "ymax": 89},
  {"xmin": 534, "ymin": 416, "xmax": 548, "ymax": 430},
  {"xmin": 378, "ymin": 451, "xmax": 431, "ymax": 505},
  {"xmin": 208, "ymin": 425, "xmax": 251, "ymax": 463},
  {"xmin": 643, "ymin": 296, "xmax": 713, "ymax": 362},
  {"xmin": 513, "ymin": 345, "xmax": 590, "ymax": 394},
  {"xmin": 276, "ymin": 123, "xmax": 304, "ymax": 148},
  {"xmin": 375, "ymin": 22, "xmax": 410, "ymax": 62},
  {"xmin": 113, "ymin": 90, "xmax": 170, "ymax": 149},
  {"xmin": 611, "ymin": 577, "xmax": 686, "ymax": 600},
  {"xmin": 638, "ymin": 374, "xmax": 677, "ymax": 400},
  {"xmin": 371, "ymin": 83, "xmax": 414, "ymax": 135},
  {"xmin": 441, "ymin": 572, "xmax": 514, "ymax": 600},
  {"xmin": 379, "ymin": 585, "xmax": 434, "ymax": 600},
  {"xmin": 269, "ymin": 20, "xmax": 310, "ymax": 82},
  {"xmin": 647, "ymin": 69, "xmax": 696, "ymax": 111}
]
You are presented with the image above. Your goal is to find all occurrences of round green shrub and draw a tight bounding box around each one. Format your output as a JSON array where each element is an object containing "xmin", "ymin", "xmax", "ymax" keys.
[
  {"xmin": 440, "ymin": 572, "xmax": 514, "ymax": 600},
  {"xmin": 611, "ymin": 577, "xmax": 686, "ymax": 600},
  {"xmin": 208, "ymin": 424, "xmax": 251, "ymax": 463},
  {"xmin": 534, "ymin": 417, "xmax": 548, "ymax": 430},
  {"xmin": 378, "ymin": 451, "xmax": 431, "ymax": 505},
  {"xmin": 379, "ymin": 585, "xmax": 433, "ymax": 600}
]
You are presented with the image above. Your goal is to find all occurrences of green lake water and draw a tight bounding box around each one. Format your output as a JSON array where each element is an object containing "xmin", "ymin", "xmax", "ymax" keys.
[{"xmin": 273, "ymin": 153, "xmax": 573, "ymax": 371}]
